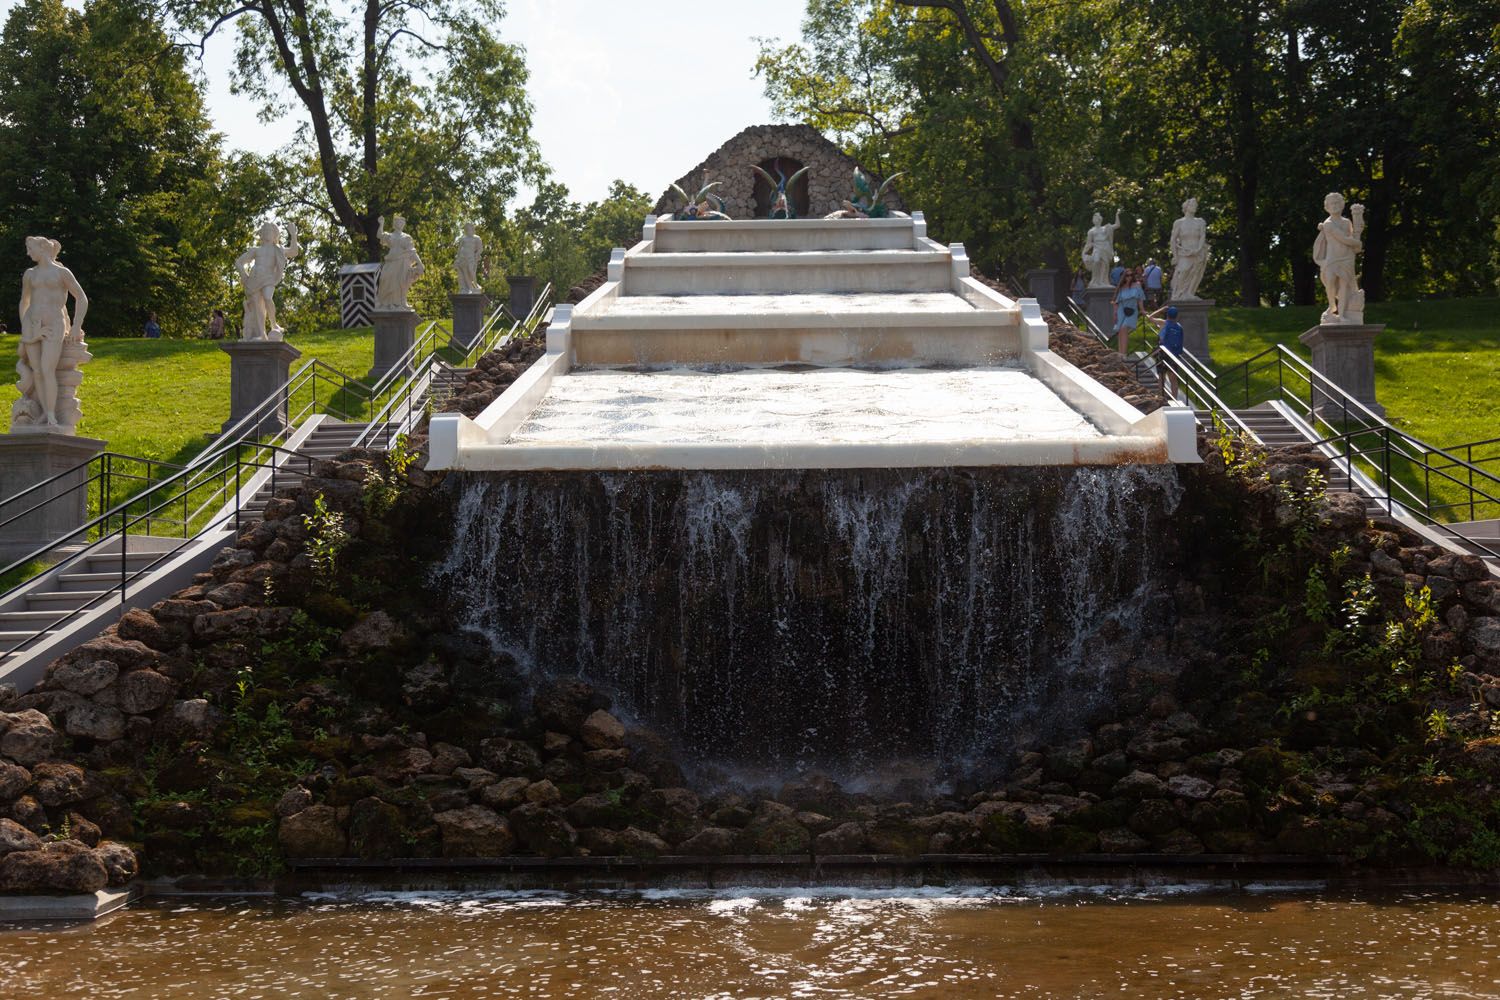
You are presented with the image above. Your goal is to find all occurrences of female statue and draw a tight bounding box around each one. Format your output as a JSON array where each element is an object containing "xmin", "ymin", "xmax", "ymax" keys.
[
  {"xmin": 375, "ymin": 215, "xmax": 425, "ymax": 310},
  {"xmin": 1168, "ymin": 198, "xmax": 1209, "ymax": 301},
  {"xmin": 16, "ymin": 236, "xmax": 88, "ymax": 431},
  {"xmin": 454, "ymin": 222, "xmax": 483, "ymax": 294}
]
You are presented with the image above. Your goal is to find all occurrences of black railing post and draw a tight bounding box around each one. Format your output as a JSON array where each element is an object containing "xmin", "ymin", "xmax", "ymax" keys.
[
  {"xmin": 234, "ymin": 448, "xmax": 242, "ymax": 536},
  {"xmin": 1383, "ymin": 427, "xmax": 1393, "ymax": 515}
]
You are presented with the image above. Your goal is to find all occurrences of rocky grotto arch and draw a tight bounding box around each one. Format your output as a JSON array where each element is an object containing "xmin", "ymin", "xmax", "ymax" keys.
[{"xmin": 654, "ymin": 123, "xmax": 903, "ymax": 220}]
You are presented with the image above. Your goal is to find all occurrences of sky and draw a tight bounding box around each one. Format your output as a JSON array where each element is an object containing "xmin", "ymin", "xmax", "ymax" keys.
[{"xmin": 0, "ymin": 0, "xmax": 810, "ymax": 205}]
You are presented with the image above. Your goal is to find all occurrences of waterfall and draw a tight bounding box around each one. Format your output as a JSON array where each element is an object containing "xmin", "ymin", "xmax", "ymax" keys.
[{"xmin": 434, "ymin": 466, "xmax": 1182, "ymax": 770}]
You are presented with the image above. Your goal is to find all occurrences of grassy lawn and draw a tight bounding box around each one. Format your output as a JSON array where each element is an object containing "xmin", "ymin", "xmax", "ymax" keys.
[
  {"xmin": 1120, "ymin": 296, "xmax": 1499, "ymax": 521},
  {"xmin": 0, "ymin": 324, "xmax": 444, "ymax": 465},
  {"xmin": 1200, "ymin": 297, "xmax": 1500, "ymax": 451}
]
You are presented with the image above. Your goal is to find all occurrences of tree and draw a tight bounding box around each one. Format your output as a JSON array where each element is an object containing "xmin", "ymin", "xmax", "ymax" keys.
[
  {"xmin": 160, "ymin": 0, "xmax": 540, "ymax": 264},
  {"xmin": 494, "ymin": 180, "xmax": 654, "ymax": 297},
  {"xmin": 758, "ymin": 0, "xmax": 1107, "ymax": 275},
  {"xmin": 0, "ymin": 0, "xmax": 262, "ymax": 337}
]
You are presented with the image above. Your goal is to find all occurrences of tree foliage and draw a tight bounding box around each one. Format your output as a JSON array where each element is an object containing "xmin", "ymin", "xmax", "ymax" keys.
[
  {"xmin": 493, "ymin": 180, "xmax": 655, "ymax": 297},
  {"xmin": 759, "ymin": 0, "xmax": 1500, "ymax": 303},
  {"xmin": 0, "ymin": 0, "xmax": 266, "ymax": 337},
  {"xmin": 159, "ymin": 0, "xmax": 541, "ymax": 265}
]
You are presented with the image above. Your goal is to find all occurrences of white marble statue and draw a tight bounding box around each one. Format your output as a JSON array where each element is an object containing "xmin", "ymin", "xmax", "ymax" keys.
[
  {"xmin": 375, "ymin": 215, "xmax": 425, "ymax": 310},
  {"xmin": 12, "ymin": 236, "xmax": 90, "ymax": 434},
  {"xmin": 1313, "ymin": 192, "xmax": 1366, "ymax": 325},
  {"xmin": 454, "ymin": 222, "xmax": 483, "ymax": 295},
  {"xmin": 235, "ymin": 220, "xmax": 301, "ymax": 340},
  {"xmin": 1168, "ymin": 198, "xmax": 1209, "ymax": 300},
  {"xmin": 1081, "ymin": 209, "xmax": 1122, "ymax": 288}
]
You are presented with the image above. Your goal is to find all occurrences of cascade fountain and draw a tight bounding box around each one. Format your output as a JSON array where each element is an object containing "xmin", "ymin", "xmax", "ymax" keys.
[{"xmin": 428, "ymin": 213, "xmax": 1197, "ymax": 777}]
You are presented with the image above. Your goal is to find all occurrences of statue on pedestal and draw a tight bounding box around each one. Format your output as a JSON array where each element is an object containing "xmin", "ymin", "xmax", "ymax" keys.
[
  {"xmin": 454, "ymin": 222, "xmax": 483, "ymax": 294},
  {"xmin": 1082, "ymin": 209, "xmax": 1122, "ymax": 288},
  {"xmin": 12, "ymin": 236, "xmax": 89, "ymax": 433},
  {"xmin": 1168, "ymin": 198, "xmax": 1209, "ymax": 300},
  {"xmin": 235, "ymin": 221, "xmax": 300, "ymax": 340},
  {"xmin": 1313, "ymin": 192, "xmax": 1366, "ymax": 324},
  {"xmin": 375, "ymin": 215, "xmax": 425, "ymax": 310}
]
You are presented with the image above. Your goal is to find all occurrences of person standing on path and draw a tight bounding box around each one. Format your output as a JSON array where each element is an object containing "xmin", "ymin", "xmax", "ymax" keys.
[
  {"xmin": 1112, "ymin": 270, "xmax": 1145, "ymax": 355},
  {"xmin": 206, "ymin": 309, "xmax": 225, "ymax": 339},
  {"xmin": 1143, "ymin": 258, "xmax": 1163, "ymax": 306},
  {"xmin": 143, "ymin": 312, "xmax": 161, "ymax": 339}
]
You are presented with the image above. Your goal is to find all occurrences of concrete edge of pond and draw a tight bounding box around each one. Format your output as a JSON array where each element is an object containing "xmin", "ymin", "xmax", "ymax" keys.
[
  {"xmin": 123, "ymin": 854, "xmax": 1500, "ymax": 897},
  {"xmin": 0, "ymin": 885, "xmax": 139, "ymax": 922}
]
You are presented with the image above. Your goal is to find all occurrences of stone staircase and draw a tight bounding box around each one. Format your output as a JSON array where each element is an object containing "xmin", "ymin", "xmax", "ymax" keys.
[
  {"xmin": 0, "ymin": 419, "xmax": 388, "ymax": 669},
  {"xmin": 426, "ymin": 362, "xmax": 472, "ymax": 412},
  {"xmin": 1194, "ymin": 404, "xmax": 1496, "ymax": 568}
]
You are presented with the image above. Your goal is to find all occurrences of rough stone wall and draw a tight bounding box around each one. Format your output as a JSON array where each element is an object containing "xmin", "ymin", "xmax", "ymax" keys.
[{"xmin": 654, "ymin": 123, "xmax": 904, "ymax": 220}]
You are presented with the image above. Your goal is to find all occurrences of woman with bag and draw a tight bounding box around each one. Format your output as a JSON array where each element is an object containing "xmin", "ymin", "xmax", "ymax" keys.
[{"xmin": 1112, "ymin": 269, "xmax": 1145, "ymax": 355}]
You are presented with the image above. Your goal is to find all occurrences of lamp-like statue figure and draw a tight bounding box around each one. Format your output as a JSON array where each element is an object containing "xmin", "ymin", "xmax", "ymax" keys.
[
  {"xmin": 1168, "ymin": 198, "xmax": 1209, "ymax": 301},
  {"xmin": 375, "ymin": 215, "xmax": 425, "ymax": 310},
  {"xmin": 455, "ymin": 222, "xmax": 483, "ymax": 294},
  {"xmin": 1082, "ymin": 209, "xmax": 1122, "ymax": 288},
  {"xmin": 1313, "ymin": 192, "xmax": 1366, "ymax": 325},
  {"xmin": 13, "ymin": 236, "xmax": 89, "ymax": 433},
  {"xmin": 235, "ymin": 220, "xmax": 300, "ymax": 340}
]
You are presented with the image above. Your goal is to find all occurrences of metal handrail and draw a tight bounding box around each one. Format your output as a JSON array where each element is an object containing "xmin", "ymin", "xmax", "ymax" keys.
[
  {"xmin": 0, "ymin": 453, "xmax": 185, "ymax": 533},
  {"xmin": 1128, "ymin": 347, "xmax": 1259, "ymax": 441},
  {"xmin": 1, "ymin": 442, "xmax": 317, "ymax": 660},
  {"xmin": 352, "ymin": 284, "xmax": 553, "ymax": 450}
]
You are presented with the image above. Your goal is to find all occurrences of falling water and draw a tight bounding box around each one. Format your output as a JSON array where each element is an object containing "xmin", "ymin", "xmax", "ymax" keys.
[{"xmin": 435, "ymin": 466, "xmax": 1182, "ymax": 769}]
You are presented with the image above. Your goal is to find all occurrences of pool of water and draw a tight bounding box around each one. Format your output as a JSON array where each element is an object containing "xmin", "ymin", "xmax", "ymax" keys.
[{"xmin": 3, "ymin": 885, "xmax": 1498, "ymax": 998}]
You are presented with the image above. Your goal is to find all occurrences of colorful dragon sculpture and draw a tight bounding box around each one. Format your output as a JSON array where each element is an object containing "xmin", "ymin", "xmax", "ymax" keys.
[
  {"xmin": 666, "ymin": 180, "xmax": 732, "ymax": 220},
  {"xmin": 825, "ymin": 167, "xmax": 907, "ymax": 219},
  {"xmin": 750, "ymin": 161, "xmax": 812, "ymax": 219}
]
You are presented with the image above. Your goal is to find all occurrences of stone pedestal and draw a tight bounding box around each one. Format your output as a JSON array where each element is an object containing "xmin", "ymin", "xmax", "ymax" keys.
[
  {"xmin": 370, "ymin": 309, "xmax": 419, "ymax": 383},
  {"xmin": 0, "ymin": 432, "xmax": 107, "ymax": 562},
  {"xmin": 220, "ymin": 339, "xmax": 303, "ymax": 437},
  {"xmin": 507, "ymin": 275, "xmax": 537, "ymax": 318},
  {"xmin": 1299, "ymin": 323, "xmax": 1385, "ymax": 418},
  {"xmin": 1025, "ymin": 268, "xmax": 1061, "ymax": 312},
  {"xmin": 449, "ymin": 292, "xmax": 491, "ymax": 351},
  {"xmin": 1083, "ymin": 286, "xmax": 1115, "ymax": 340},
  {"xmin": 1168, "ymin": 298, "xmax": 1214, "ymax": 364}
]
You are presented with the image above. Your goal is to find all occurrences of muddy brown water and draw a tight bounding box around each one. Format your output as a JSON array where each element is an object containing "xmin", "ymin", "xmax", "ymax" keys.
[{"xmin": 3, "ymin": 884, "xmax": 1499, "ymax": 998}]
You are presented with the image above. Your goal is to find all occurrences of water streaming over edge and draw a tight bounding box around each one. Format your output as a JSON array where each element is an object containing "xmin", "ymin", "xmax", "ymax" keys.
[{"xmin": 434, "ymin": 466, "xmax": 1183, "ymax": 773}]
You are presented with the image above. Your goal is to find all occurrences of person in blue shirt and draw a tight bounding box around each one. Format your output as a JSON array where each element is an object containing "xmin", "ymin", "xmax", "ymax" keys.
[
  {"xmin": 1146, "ymin": 304, "xmax": 1185, "ymax": 398},
  {"xmin": 143, "ymin": 313, "xmax": 161, "ymax": 339},
  {"xmin": 1109, "ymin": 262, "xmax": 1125, "ymax": 287},
  {"xmin": 1143, "ymin": 258, "xmax": 1163, "ymax": 306}
]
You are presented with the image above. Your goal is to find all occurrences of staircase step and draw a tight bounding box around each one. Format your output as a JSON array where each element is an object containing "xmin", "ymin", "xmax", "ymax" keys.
[{"xmin": 27, "ymin": 589, "xmax": 110, "ymax": 609}]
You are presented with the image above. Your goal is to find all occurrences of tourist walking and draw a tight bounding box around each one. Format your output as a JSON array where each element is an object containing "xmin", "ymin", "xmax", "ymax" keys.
[
  {"xmin": 1146, "ymin": 304, "xmax": 1185, "ymax": 399},
  {"xmin": 1109, "ymin": 261, "xmax": 1125, "ymax": 287},
  {"xmin": 1143, "ymin": 258, "xmax": 1163, "ymax": 306},
  {"xmin": 143, "ymin": 312, "xmax": 161, "ymax": 339},
  {"xmin": 1112, "ymin": 270, "xmax": 1145, "ymax": 355},
  {"xmin": 206, "ymin": 309, "xmax": 225, "ymax": 339},
  {"xmin": 1069, "ymin": 268, "xmax": 1087, "ymax": 307}
]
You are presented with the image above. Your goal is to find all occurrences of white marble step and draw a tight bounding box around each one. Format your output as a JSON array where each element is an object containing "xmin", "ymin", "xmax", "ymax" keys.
[
  {"xmin": 653, "ymin": 217, "xmax": 917, "ymax": 253},
  {"xmin": 624, "ymin": 249, "xmax": 951, "ymax": 295},
  {"xmin": 577, "ymin": 292, "xmax": 993, "ymax": 330}
]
